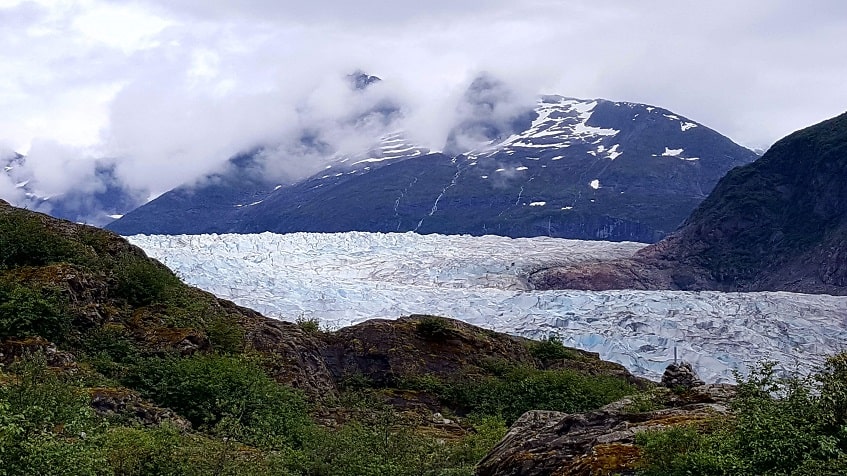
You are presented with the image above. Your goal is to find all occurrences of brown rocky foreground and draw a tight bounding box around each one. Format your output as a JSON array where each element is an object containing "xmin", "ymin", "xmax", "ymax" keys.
[{"xmin": 476, "ymin": 365, "xmax": 734, "ymax": 476}]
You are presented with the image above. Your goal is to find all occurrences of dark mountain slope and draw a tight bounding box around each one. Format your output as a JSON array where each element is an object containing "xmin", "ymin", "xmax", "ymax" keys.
[
  {"xmin": 108, "ymin": 95, "xmax": 757, "ymax": 242},
  {"xmin": 530, "ymin": 111, "xmax": 847, "ymax": 295}
]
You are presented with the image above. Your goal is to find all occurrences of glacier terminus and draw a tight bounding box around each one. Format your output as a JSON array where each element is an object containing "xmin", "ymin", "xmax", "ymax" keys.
[{"xmin": 128, "ymin": 232, "xmax": 847, "ymax": 383}]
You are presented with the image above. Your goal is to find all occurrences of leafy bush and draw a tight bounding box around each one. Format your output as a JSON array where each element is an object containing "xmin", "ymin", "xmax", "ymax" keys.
[
  {"xmin": 206, "ymin": 315, "xmax": 245, "ymax": 354},
  {"xmin": 0, "ymin": 354, "xmax": 106, "ymax": 476},
  {"xmin": 112, "ymin": 256, "xmax": 181, "ymax": 306},
  {"xmin": 290, "ymin": 410, "xmax": 502, "ymax": 476},
  {"xmin": 122, "ymin": 354, "xmax": 311, "ymax": 449},
  {"xmin": 622, "ymin": 390, "xmax": 667, "ymax": 414},
  {"xmin": 454, "ymin": 365, "xmax": 634, "ymax": 423},
  {"xmin": 0, "ymin": 281, "xmax": 67, "ymax": 341},
  {"xmin": 295, "ymin": 315, "xmax": 322, "ymax": 335},
  {"xmin": 401, "ymin": 362, "xmax": 634, "ymax": 424},
  {"xmin": 415, "ymin": 315, "xmax": 453, "ymax": 341},
  {"xmin": 636, "ymin": 355, "xmax": 847, "ymax": 475},
  {"xmin": 101, "ymin": 424, "xmax": 190, "ymax": 476},
  {"xmin": 78, "ymin": 324, "xmax": 141, "ymax": 362},
  {"xmin": 527, "ymin": 335, "xmax": 581, "ymax": 362},
  {"xmin": 636, "ymin": 423, "xmax": 743, "ymax": 476},
  {"xmin": 446, "ymin": 415, "xmax": 509, "ymax": 466},
  {"xmin": 0, "ymin": 213, "xmax": 87, "ymax": 269},
  {"xmin": 0, "ymin": 354, "xmax": 297, "ymax": 475}
]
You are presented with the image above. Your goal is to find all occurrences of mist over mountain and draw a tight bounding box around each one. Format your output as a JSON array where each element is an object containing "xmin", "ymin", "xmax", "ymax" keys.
[
  {"xmin": 1, "ymin": 150, "xmax": 146, "ymax": 226},
  {"xmin": 107, "ymin": 74, "xmax": 757, "ymax": 242}
]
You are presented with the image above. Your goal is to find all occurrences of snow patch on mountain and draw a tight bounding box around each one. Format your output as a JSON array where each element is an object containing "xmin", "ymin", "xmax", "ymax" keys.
[
  {"xmin": 606, "ymin": 144, "xmax": 622, "ymax": 160},
  {"xmin": 473, "ymin": 97, "xmax": 621, "ymax": 157},
  {"xmin": 336, "ymin": 132, "xmax": 428, "ymax": 167},
  {"xmin": 128, "ymin": 232, "xmax": 847, "ymax": 383},
  {"xmin": 655, "ymin": 147, "xmax": 700, "ymax": 162}
]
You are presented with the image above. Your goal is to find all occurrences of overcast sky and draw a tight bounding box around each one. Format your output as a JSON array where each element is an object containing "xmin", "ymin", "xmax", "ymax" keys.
[{"xmin": 2, "ymin": 0, "xmax": 847, "ymax": 203}]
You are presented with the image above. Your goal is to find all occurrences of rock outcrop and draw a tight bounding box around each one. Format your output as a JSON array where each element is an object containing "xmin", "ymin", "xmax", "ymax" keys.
[
  {"xmin": 89, "ymin": 387, "xmax": 192, "ymax": 431},
  {"xmin": 530, "ymin": 110, "xmax": 847, "ymax": 295},
  {"xmin": 476, "ymin": 382, "xmax": 736, "ymax": 476},
  {"xmin": 239, "ymin": 312, "xmax": 338, "ymax": 399},
  {"xmin": 320, "ymin": 315, "xmax": 537, "ymax": 386}
]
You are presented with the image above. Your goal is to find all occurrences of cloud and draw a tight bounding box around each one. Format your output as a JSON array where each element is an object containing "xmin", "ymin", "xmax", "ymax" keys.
[
  {"xmin": 0, "ymin": 146, "xmax": 25, "ymax": 205},
  {"xmin": 21, "ymin": 140, "xmax": 106, "ymax": 198},
  {"xmin": 1, "ymin": 0, "xmax": 847, "ymax": 214}
]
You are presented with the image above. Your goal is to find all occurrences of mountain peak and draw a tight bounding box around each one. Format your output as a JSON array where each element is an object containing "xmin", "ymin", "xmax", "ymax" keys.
[
  {"xmin": 347, "ymin": 70, "xmax": 381, "ymax": 90},
  {"xmin": 108, "ymin": 91, "xmax": 757, "ymax": 242}
]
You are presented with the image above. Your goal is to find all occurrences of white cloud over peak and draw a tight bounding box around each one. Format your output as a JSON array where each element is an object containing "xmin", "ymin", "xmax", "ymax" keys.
[{"xmin": 1, "ymin": 0, "xmax": 846, "ymax": 210}]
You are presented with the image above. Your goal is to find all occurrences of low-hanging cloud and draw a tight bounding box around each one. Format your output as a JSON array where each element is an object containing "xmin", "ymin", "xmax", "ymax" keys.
[{"xmin": 1, "ymin": 0, "xmax": 847, "ymax": 219}]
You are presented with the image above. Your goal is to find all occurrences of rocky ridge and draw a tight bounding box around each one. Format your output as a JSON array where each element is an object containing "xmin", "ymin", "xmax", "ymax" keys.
[
  {"xmin": 530, "ymin": 111, "xmax": 847, "ymax": 295},
  {"xmin": 477, "ymin": 364, "xmax": 734, "ymax": 476}
]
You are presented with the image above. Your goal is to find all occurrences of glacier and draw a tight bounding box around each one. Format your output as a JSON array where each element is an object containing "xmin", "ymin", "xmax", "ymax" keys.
[{"xmin": 127, "ymin": 232, "xmax": 847, "ymax": 383}]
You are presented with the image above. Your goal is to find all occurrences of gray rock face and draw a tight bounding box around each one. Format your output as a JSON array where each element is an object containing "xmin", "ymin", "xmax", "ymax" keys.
[
  {"xmin": 476, "ymin": 385, "xmax": 735, "ymax": 476},
  {"xmin": 237, "ymin": 309, "xmax": 339, "ymax": 401}
]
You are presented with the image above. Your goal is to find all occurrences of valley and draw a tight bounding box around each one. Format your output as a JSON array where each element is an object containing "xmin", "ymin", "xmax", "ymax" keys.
[{"xmin": 2, "ymin": 1, "xmax": 847, "ymax": 473}]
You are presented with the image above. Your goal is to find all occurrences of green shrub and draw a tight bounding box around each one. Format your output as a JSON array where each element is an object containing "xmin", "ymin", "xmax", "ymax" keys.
[
  {"xmin": 102, "ymin": 422, "xmax": 302, "ymax": 476},
  {"xmin": 415, "ymin": 315, "xmax": 453, "ymax": 341},
  {"xmin": 295, "ymin": 315, "xmax": 322, "ymax": 335},
  {"xmin": 816, "ymin": 353, "xmax": 847, "ymax": 431},
  {"xmin": 0, "ymin": 281, "xmax": 67, "ymax": 341},
  {"xmin": 401, "ymin": 363, "xmax": 634, "ymax": 424},
  {"xmin": 446, "ymin": 415, "xmax": 508, "ymax": 466},
  {"xmin": 286, "ymin": 411, "xmax": 507, "ymax": 476},
  {"xmin": 102, "ymin": 424, "xmax": 188, "ymax": 476},
  {"xmin": 78, "ymin": 325, "xmax": 141, "ymax": 362},
  {"xmin": 206, "ymin": 316, "xmax": 245, "ymax": 354},
  {"xmin": 453, "ymin": 366, "xmax": 634, "ymax": 423},
  {"xmin": 622, "ymin": 390, "xmax": 667, "ymax": 414},
  {"xmin": 636, "ymin": 355, "xmax": 847, "ymax": 475},
  {"xmin": 527, "ymin": 335, "xmax": 581, "ymax": 362},
  {"xmin": 636, "ymin": 423, "xmax": 744, "ymax": 476},
  {"xmin": 294, "ymin": 415, "xmax": 446, "ymax": 476},
  {"xmin": 0, "ymin": 213, "xmax": 87, "ymax": 269},
  {"xmin": 112, "ymin": 256, "xmax": 181, "ymax": 307},
  {"xmin": 122, "ymin": 354, "xmax": 311, "ymax": 449},
  {"xmin": 0, "ymin": 354, "xmax": 106, "ymax": 476},
  {"xmin": 75, "ymin": 325, "xmax": 143, "ymax": 381}
]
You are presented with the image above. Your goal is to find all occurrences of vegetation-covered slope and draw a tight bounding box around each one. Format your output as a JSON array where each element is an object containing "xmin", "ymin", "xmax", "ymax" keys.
[{"xmin": 0, "ymin": 199, "xmax": 640, "ymax": 475}]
